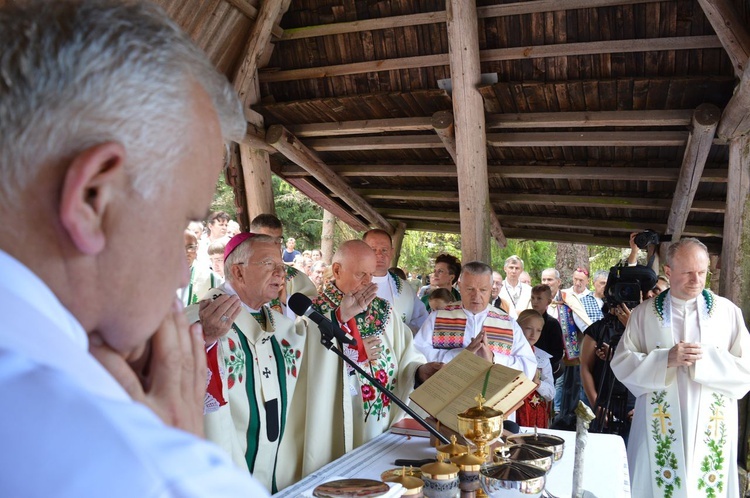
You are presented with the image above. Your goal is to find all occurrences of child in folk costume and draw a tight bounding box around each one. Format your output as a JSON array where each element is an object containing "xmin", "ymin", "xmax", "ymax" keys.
[{"xmin": 515, "ymin": 310, "xmax": 555, "ymax": 427}]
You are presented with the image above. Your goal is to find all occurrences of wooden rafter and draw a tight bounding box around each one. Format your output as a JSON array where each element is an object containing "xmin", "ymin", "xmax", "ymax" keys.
[
  {"xmin": 377, "ymin": 208, "xmax": 722, "ymax": 238},
  {"xmin": 280, "ymin": 0, "xmax": 659, "ymax": 40},
  {"xmin": 259, "ymin": 36, "xmax": 721, "ymax": 83},
  {"xmin": 284, "ymin": 110, "xmax": 692, "ymax": 138},
  {"xmin": 717, "ymin": 62, "xmax": 750, "ymax": 141},
  {"xmin": 431, "ymin": 111, "xmax": 457, "ymax": 163},
  {"xmin": 266, "ymin": 125, "xmax": 394, "ymax": 234},
  {"xmin": 354, "ymin": 188, "xmax": 726, "ymax": 213},
  {"xmin": 666, "ymin": 104, "xmax": 721, "ymax": 241},
  {"xmin": 225, "ymin": 0, "xmax": 283, "ymax": 39},
  {"xmin": 274, "ymin": 164, "xmax": 728, "ymax": 182},
  {"xmin": 300, "ymin": 131, "xmax": 688, "ymax": 151},
  {"xmin": 276, "ymin": 176, "xmax": 369, "ymax": 232},
  {"xmin": 696, "ymin": 0, "xmax": 750, "ymax": 77}
]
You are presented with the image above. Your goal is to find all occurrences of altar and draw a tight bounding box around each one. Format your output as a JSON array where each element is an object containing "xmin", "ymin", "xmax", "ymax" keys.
[{"xmin": 274, "ymin": 428, "xmax": 630, "ymax": 497}]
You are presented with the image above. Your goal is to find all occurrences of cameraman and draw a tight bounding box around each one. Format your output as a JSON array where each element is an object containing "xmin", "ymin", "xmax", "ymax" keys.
[{"xmin": 580, "ymin": 303, "xmax": 636, "ymax": 440}]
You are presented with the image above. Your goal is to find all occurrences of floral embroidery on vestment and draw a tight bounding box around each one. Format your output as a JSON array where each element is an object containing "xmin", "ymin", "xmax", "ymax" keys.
[
  {"xmin": 312, "ymin": 281, "xmax": 390, "ymax": 339},
  {"xmin": 224, "ymin": 335, "xmax": 246, "ymax": 390},
  {"xmin": 285, "ymin": 265, "xmax": 298, "ymax": 281},
  {"xmin": 650, "ymin": 390, "xmax": 681, "ymax": 497},
  {"xmin": 280, "ymin": 338, "xmax": 301, "ymax": 378},
  {"xmin": 654, "ymin": 289, "xmax": 716, "ymax": 328},
  {"xmin": 698, "ymin": 393, "xmax": 727, "ymax": 497}
]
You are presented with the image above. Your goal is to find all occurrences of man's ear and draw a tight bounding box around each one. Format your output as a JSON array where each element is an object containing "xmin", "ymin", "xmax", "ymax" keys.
[
  {"xmin": 331, "ymin": 262, "xmax": 342, "ymax": 280},
  {"xmin": 230, "ymin": 263, "xmax": 244, "ymax": 283},
  {"xmin": 59, "ymin": 142, "xmax": 126, "ymax": 255},
  {"xmin": 664, "ymin": 265, "xmax": 672, "ymax": 280}
]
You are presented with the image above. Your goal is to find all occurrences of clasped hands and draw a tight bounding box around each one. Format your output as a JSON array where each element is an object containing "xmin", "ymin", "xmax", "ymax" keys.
[
  {"xmin": 667, "ymin": 341, "xmax": 702, "ymax": 368},
  {"xmin": 89, "ymin": 298, "xmax": 207, "ymax": 438},
  {"xmin": 466, "ymin": 330, "xmax": 493, "ymax": 362}
]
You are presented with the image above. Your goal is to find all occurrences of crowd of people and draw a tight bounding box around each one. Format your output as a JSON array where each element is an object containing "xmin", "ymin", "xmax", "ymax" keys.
[{"xmin": 4, "ymin": 2, "xmax": 750, "ymax": 498}]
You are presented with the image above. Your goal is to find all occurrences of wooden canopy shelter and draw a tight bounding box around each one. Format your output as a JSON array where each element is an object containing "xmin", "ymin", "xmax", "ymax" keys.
[
  {"xmin": 156, "ymin": 0, "xmax": 750, "ymax": 296},
  {"xmin": 153, "ymin": 0, "xmax": 750, "ymax": 481}
]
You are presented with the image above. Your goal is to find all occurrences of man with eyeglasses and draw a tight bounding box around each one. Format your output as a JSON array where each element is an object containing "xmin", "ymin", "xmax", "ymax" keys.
[
  {"xmin": 186, "ymin": 233, "xmax": 307, "ymax": 492},
  {"xmin": 250, "ymin": 214, "xmax": 317, "ymax": 319}
]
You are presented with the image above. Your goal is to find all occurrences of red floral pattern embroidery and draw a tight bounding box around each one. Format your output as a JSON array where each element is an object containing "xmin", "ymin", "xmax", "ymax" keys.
[{"xmin": 280, "ymin": 338, "xmax": 302, "ymax": 378}]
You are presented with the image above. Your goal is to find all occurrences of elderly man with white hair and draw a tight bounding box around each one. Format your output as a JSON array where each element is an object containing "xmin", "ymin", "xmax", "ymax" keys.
[
  {"xmin": 0, "ymin": 1, "xmax": 266, "ymax": 495},
  {"xmin": 188, "ymin": 233, "xmax": 307, "ymax": 493}
]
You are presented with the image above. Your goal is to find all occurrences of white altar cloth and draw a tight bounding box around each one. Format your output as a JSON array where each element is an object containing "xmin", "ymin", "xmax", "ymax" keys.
[{"xmin": 275, "ymin": 428, "xmax": 630, "ymax": 497}]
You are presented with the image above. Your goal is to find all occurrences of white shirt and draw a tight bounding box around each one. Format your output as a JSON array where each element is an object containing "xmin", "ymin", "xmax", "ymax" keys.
[
  {"xmin": 0, "ymin": 249, "xmax": 268, "ymax": 498},
  {"xmin": 413, "ymin": 305, "xmax": 537, "ymax": 380},
  {"xmin": 372, "ymin": 273, "xmax": 428, "ymax": 333}
]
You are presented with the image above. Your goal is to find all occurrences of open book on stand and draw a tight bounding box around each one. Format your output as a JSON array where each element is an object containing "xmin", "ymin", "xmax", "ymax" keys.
[{"xmin": 409, "ymin": 350, "xmax": 537, "ymax": 434}]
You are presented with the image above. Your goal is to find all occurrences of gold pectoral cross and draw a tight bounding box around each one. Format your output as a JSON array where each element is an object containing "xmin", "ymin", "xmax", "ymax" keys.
[{"xmin": 653, "ymin": 404, "xmax": 671, "ymax": 434}]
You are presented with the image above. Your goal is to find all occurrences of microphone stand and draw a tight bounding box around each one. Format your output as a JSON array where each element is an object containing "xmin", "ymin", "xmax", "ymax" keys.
[{"xmin": 317, "ymin": 322, "xmax": 450, "ymax": 445}]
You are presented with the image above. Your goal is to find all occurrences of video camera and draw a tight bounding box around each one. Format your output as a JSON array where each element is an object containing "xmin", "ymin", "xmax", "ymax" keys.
[
  {"xmin": 603, "ymin": 264, "xmax": 658, "ymax": 310},
  {"xmin": 633, "ymin": 229, "xmax": 667, "ymax": 249}
]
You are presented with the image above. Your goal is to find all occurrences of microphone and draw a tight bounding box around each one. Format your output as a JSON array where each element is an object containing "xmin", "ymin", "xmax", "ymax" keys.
[{"xmin": 288, "ymin": 293, "xmax": 356, "ymax": 346}]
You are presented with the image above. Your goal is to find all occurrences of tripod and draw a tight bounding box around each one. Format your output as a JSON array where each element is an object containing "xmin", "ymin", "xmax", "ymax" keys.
[{"xmin": 591, "ymin": 315, "xmax": 628, "ymax": 436}]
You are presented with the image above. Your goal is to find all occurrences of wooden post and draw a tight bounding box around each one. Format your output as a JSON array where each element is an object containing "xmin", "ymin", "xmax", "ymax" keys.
[
  {"xmin": 717, "ymin": 62, "xmax": 750, "ymax": 141},
  {"xmin": 667, "ymin": 103, "xmax": 720, "ymax": 240},
  {"xmin": 719, "ymin": 135, "xmax": 750, "ymax": 313},
  {"xmin": 446, "ymin": 0, "xmax": 492, "ymax": 263},
  {"xmin": 266, "ymin": 125, "xmax": 394, "ymax": 234},
  {"xmin": 321, "ymin": 209, "xmax": 336, "ymax": 265},
  {"xmin": 390, "ymin": 222, "xmax": 407, "ymax": 268}
]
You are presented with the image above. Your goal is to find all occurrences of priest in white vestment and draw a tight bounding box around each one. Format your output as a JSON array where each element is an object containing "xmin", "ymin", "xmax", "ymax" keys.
[
  {"xmin": 186, "ymin": 233, "xmax": 307, "ymax": 493},
  {"xmin": 363, "ymin": 229, "xmax": 428, "ymax": 333},
  {"xmin": 281, "ymin": 240, "xmax": 441, "ymax": 483},
  {"xmin": 414, "ymin": 261, "xmax": 536, "ymax": 378},
  {"xmin": 611, "ymin": 238, "xmax": 750, "ymax": 498}
]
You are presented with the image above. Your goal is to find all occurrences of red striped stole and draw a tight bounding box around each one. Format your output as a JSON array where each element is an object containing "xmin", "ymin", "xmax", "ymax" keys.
[{"xmin": 432, "ymin": 306, "xmax": 514, "ymax": 356}]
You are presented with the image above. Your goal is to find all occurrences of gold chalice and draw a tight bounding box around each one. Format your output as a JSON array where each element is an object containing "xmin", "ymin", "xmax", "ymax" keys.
[{"xmin": 457, "ymin": 394, "xmax": 504, "ymax": 463}]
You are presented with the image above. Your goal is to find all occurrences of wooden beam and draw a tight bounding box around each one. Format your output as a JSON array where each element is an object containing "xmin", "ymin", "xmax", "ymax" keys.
[
  {"xmin": 278, "ymin": 176, "xmax": 368, "ymax": 232},
  {"xmin": 486, "ymin": 110, "xmax": 694, "ymax": 129},
  {"xmin": 302, "ymin": 131, "xmax": 688, "ymax": 151},
  {"xmin": 259, "ymin": 36, "xmax": 721, "ymax": 82},
  {"xmin": 225, "ymin": 0, "xmax": 283, "ymax": 39},
  {"xmin": 447, "ymin": 0, "xmax": 492, "ymax": 263},
  {"xmin": 280, "ymin": 0, "xmax": 658, "ymax": 40},
  {"xmin": 696, "ymin": 0, "xmax": 750, "ymax": 77},
  {"xmin": 486, "ymin": 131, "xmax": 689, "ymax": 147},
  {"xmin": 720, "ymin": 135, "xmax": 750, "ymax": 306},
  {"xmin": 288, "ymin": 117, "xmax": 434, "ymax": 137},
  {"xmin": 239, "ymin": 145, "xmax": 276, "ymax": 220},
  {"xmin": 284, "ymin": 110, "xmax": 690, "ymax": 139},
  {"xmin": 378, "ymin": 208, "xmax": 722, "ymax": 237},
  {"xmin": 390, "ymin": 221, "xmax": 407, "ymax": 268},
  {"xmin": 276, "ymin": 163, "xmax": 729, "ymax": 182},
  {"xmin": 717, "ymin": 62, "xmax": 750, "ymax": 141},
  {"xmin": 489, "ymin": 209, "xmax": 507, "ymax": 248},
  {"xmin": 356, "ymin": 188, "xmax": 726, "ymax": 213},
  {"xmin": 239, "ymin": 129, "xmax": 276, "ymax": 153},
  {"xmin": 233, "ymin": 0, "xmax": 287, "ymax": 109},
  {"xmin": 431, "ymin": 111, "xmax": 457, "ymax": 163},
  {"xmin": 266, "ymin": 125, "xmax": 393, "ymax": 234},
  {"xmin": 666, "ymin": 104, "xmax": 721, "ymax": 241}
]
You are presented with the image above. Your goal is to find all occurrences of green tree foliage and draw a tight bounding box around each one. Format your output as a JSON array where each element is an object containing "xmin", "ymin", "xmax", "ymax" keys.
[
  {"xmin": 399, "ymin": 231, "xmax": 462, "ymax": 277},
  {"xmin": 491, "ymin": 239, "xmax": 557, "ymax": 284},
  {"xmin": 210, "ymin": 174, "xmax": 237, "ymax": 219},
  {"xmin": 272, "ymin": 176, "xmax": 323, "ymax": 251}
]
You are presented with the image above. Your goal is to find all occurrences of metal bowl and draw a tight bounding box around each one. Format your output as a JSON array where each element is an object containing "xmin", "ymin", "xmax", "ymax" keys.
[
  {"xmin": 496, "ymin": 444, "xmax": 554, "ymax": 472},
  {"xmin": 505, "ymin": 433, "xmax": 565, "ymax": 462},
  {"xmin": 479, "ymin": 462, "xmax": 547, "ymax": 497}
]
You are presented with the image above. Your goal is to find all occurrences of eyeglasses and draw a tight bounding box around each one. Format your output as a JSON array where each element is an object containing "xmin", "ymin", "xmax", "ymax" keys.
[
  {"xmin": 185, "ymin": 244, "xmax": 198, "ymax": 252},
  {"xmin": 240, "ymin": 260, "xmax": 286, "ymax": 274}
]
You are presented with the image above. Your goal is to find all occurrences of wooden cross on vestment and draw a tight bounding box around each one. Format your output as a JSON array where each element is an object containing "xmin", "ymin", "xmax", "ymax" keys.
[{"xmin": 653, "ymin": 405, "xmax": 671, "ymax": 434}]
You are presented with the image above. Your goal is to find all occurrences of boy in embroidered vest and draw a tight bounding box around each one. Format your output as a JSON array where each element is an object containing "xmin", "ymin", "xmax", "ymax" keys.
[
  {"xmin": 186, "ymin": 233, "xmax": 307, "ymax": 493},
  {"xmin": 414, "ymin": 261, "xmax": 537, "ymax": 384},
  {"xmin": 611, "ymin": 238, "xmax": 750, "ymax": 498},
  {"xmin": 515, "ymin": 310, "xmax": 554, "ymax": 428},
  {"xmin": 363, "ymin": 229, "xmax": 429, "ymax": 333}
]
